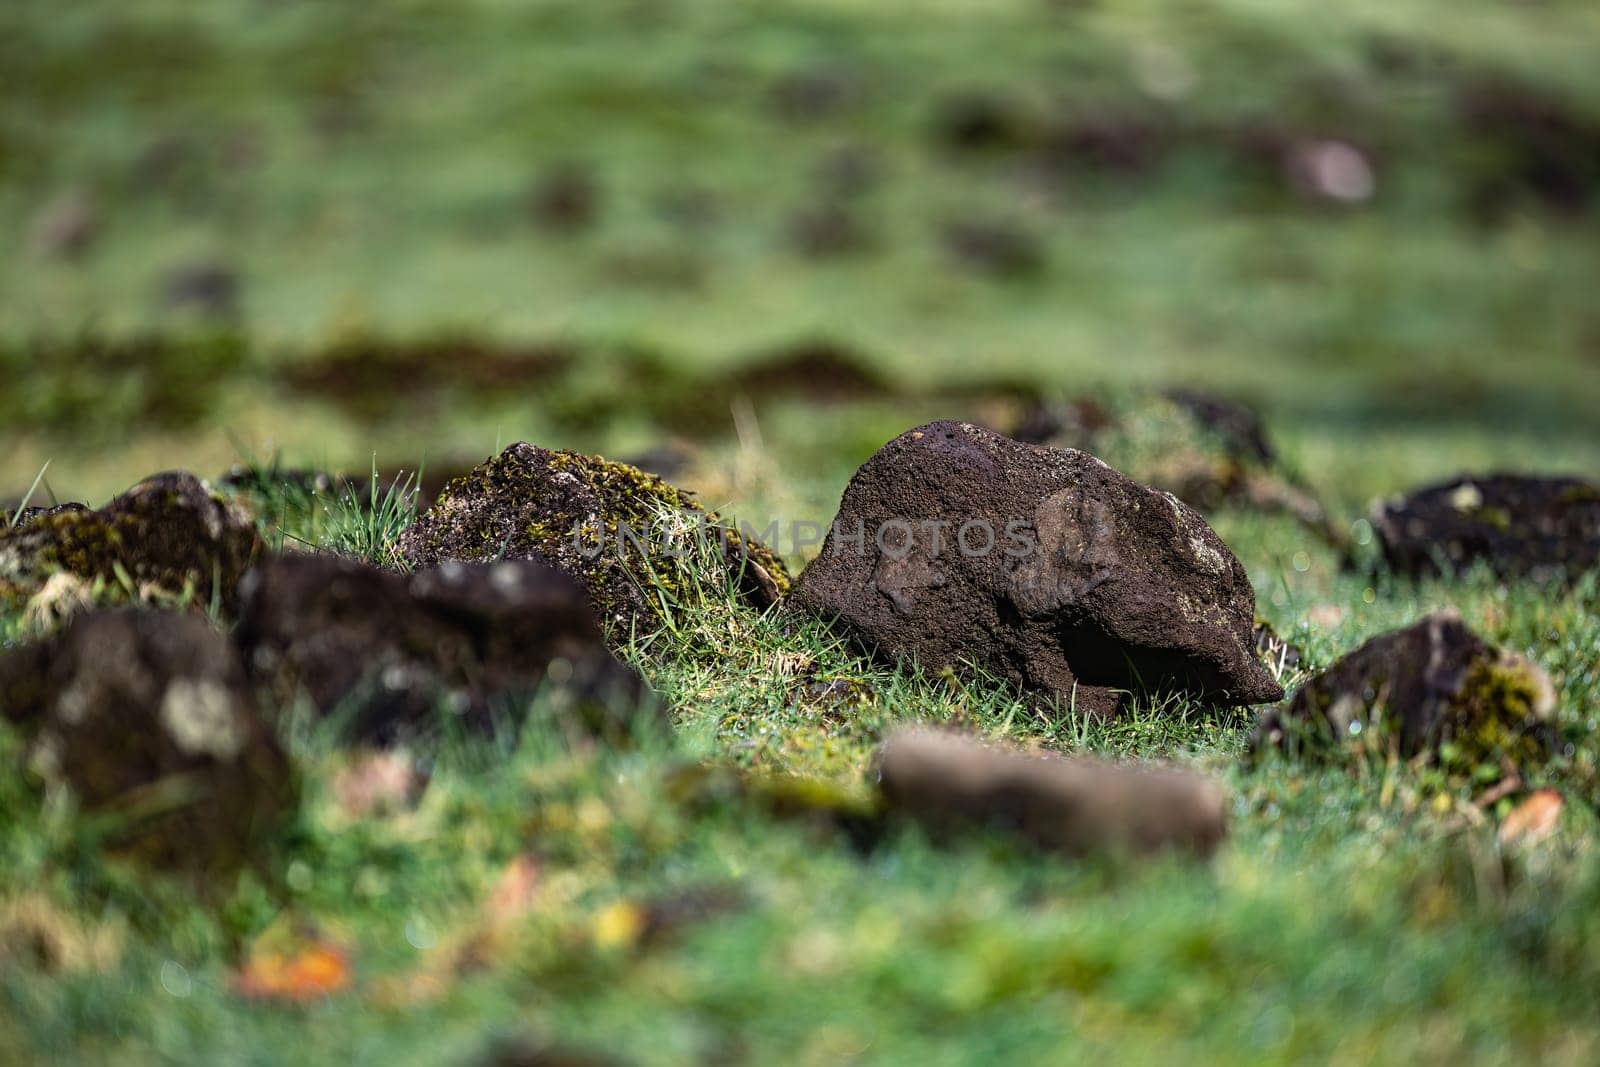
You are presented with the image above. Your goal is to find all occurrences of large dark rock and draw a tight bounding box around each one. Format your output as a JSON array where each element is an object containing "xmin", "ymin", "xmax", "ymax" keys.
[
  {"xmin": 877, "ymin": 728, "xmax": 1228, "ymax": 859},
  {"xmin": 1371, "ymin": 474, "xmax": 1600, "ymax": 582},
  {"xmin": 789, "ymin": 421, "xmax": 1282, "ymax": 716},
  {"xmin": 0, "ymin": 472, "xmax": 262, "ymax": 613},
  {"xmin": 396, "ymin": 444, "xmax": 789, "ymax": 638},
  {"xmin": 1253, "ymin": 610, "xmax": 1557, "ymax": 769},
  {"xmin": 236, "ymin": 554, "xmax": 653, "ymax": 745},
  {"xmin": 0, "ymin": 611, "xmax": 293, "ymax": 875}
]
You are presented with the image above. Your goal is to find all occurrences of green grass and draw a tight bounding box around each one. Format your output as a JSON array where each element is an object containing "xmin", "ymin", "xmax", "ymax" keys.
[
  {"xmin": 4, "ymin": 0, "xmax": 1600, "ymax": 1062},
  {"xmin": 3, "ymin": 463, "xmax": 1600, "ymax": 1064}
]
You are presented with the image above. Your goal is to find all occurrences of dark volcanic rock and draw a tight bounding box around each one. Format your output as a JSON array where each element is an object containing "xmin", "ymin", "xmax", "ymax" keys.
[
  {"xmin": 236, "ymin": 554, "xmax": 652, "ymax": 745},
  {"xmin": 1165, "ymin": 388, "xmax": 1275, "ymax": 465},
  {"xmin": 527, "ymin": 163, "xmax": 601, "ymax": 233},
  {"xmin": 1371, "ymin": 474, "xmax": 1600, "ymax": 582},
  {"xmin": 0, "ymin": 611, "xmax": 293, "ymax": 875},
  {"xmin": 931, "ymin": 91, "xmax": 1034, "ymax": 155},
  {"xmin": 787, "ymin": 204, "xmax": 873, "ymax": 258},
  {"xmin": 161, "ymin": 261, "xmax": 240, "ymax": 317},
  {"xmin": 479, "ymin": 1035, "xmax": 631, "ymax": 1067},
  {"xmin": 1253, "ymin": 611, "xmax": 1556, "ymax": 769},
  {"xmin": 0, "ymin": 472, "xmax": 262, "ymax": 612},
  {"xmin": 788, "ymin": 421, "xmax": 1282, "ymax": 716},
  {"xmin": 941, "ymin": 219, "xmax": 1046, "ymax": 279},
  {"xmin": 877, "ymin": 728, "xmax": 1228, "ymax": 859},
  {"xmin": 396, "ymin": 444, "xmax": 789, "ymax": 638}
]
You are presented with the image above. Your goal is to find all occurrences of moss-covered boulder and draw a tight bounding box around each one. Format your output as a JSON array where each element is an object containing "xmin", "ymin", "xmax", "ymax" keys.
[
  {"xmin": 396, "ymin": 443, "xmax": 789, "ymax": 637},
  {"xmin": 1253, "ymin": 610, "xmax": 1557, "ymax": 773},
  {"xmin": 0, "ymin": 472, "xmax": 262, "ymax": 615},
  {"xmin": 0, "ymin": 610, "xmax": 294, "ymax": 877},
  {"xmin": 1371, "ymin": 474, "xmax": 1600, "ymax": 582}
]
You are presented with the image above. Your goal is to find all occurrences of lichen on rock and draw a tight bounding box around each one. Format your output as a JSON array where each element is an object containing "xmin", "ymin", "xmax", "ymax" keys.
[
  {"xmin": 1253, "ymin": 610, "xmax": 1557, "ymax": 774},
  {"xmin": 0, "ymin": 609, "xmax": 294, "ymax": 877},
  {"xmin": 396, "ymin": 443, "xmax": 790, "ymax": 638},
  {"xmin": 0, "ymin": 472, "xmax": 261, "ymax": 617},
  {"xmin": 1371, "ymin": 473, "xmax": 1600, "ymax": 582}
]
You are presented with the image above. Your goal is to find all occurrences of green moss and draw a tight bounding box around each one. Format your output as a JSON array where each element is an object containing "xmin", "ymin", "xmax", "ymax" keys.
[
  {"xmin": 0, "ymin": 474, "xmax": 260, "ymax": 619},
  {"xmin": 1445, "ymin": 654, "xmax": 1555, "ymax": 770},
  {"xmin": 402, "ymin": 444, "xmax": 790, "ymax": 639}
]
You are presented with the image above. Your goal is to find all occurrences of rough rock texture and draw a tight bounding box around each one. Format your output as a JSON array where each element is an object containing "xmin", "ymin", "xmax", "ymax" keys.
[
  {"xmin": 236, "ymin": 554, "xmax": 652, "ymax": 745},
  {"xmin": 789, "ymin": 421, "xmax": 1282, "ymax": 716},
  {"xmin": 2, "ymin": 503, "xmax": 88, "ymax": 530},
  {"xmin": 0, "ymin": 472, "xmax": 261, "ymax": 612},
  {"xmin": 877, "ymin": 728, "xmax": 1228, "ymax": 859},
  {"xmin": 396, "ymin": 443, "xmax": 789, "ymax": 637},
  {"xmin": 1372, "ymin": 474, "xmax": 1600, "ymax": 582},
  {"xmin": 0, "ymin": 610, "xmax": 293, "ymax": 875},
  {"xmin": 1253, "ymin": 610, "xmax": 1557, "ymax": 768}
]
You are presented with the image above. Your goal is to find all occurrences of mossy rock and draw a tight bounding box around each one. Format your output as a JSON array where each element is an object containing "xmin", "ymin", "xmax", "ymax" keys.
[
  {"xmin": 1253, "ymin": 610, "xmax": 1557, "ymax": 774},
  {"xmin": 396, "ymin": 443, "xmax": 790, "ymax": 638},
  {"xmin": 1371, "ymin": 473, "xmax": 1600, "ymax": 582},
  {"xmin": 0, "ymin": 472, "xmax": 262, "ymax": 616},
  {"xmin": 0, "ymin": 609, "xmax": 295, "ymax": 878}
]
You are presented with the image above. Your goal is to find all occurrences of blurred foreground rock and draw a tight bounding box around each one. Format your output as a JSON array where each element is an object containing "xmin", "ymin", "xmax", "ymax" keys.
[
  {"xmin": 0, "ymin": 472, "xmax": 261, "ymax": 614},
  {"xmin": 1253, "ymin": 610, "xmax": 1556, "ymax": 769},
  {"xmin": 236, "ymin": 554, "xmax": 652, "ymax": 745},
  {"xmin": 0, "ymin": 611, "xmax": 293, "ymax": 875},
  {"xmin": 397, "ymin": 443, "xmax": 789, "ymax": 638},
  {"xmin": 1372, "ymin": 474, "xmax": 1600, "ymax": 582},
  {"xmin": 877, "ymin": 728, "xmax": 1228, "ymax": 859},
  {"xmin": 789, "ymin": 421, "xmax": 1282, "ymax": 717}
]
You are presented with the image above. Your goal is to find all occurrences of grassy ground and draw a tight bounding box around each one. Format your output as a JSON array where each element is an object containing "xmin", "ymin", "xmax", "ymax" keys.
[{"xmin": 4, "ymin": 0, "xmax": 1600, "ymax": 1063}]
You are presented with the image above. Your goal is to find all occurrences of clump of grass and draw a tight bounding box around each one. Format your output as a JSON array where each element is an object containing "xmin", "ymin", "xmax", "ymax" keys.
[{"xmin": 317, "ymin": 461, "xmax": 421, "ymax": 570}]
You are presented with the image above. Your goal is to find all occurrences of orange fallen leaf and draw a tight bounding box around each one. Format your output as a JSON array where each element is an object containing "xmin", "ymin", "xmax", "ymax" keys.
[
  {"xmin": 487, "ymin": 855, "xmax": 541, "ymax": 927},
  {"xmin": 1498, "ymin": 789, "xmax": 1563, "ymax": 849},
  {"xmin": 234, "ymin": 939, "xmax": 351, "ymax": 1003}
]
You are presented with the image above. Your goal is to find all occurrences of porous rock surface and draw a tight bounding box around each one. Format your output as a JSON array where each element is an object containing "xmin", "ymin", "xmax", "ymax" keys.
[
  {"xmin": 0, "ymin": 472, "xmax": 261, "ymax": 612},
  {"xmin": 877, "ymin": 728, "xmax": 1228, "ymax": 859},
  {"xmin": 396, "ymin": 443, "xmax": 789, "ymax": 637},
  {"xmin": 0, "ymin": 610, "xmax": 293, "ymax": 874},
  {"xmin": 789, "ymin": 420, "xmax": 1282, "ymax": 716},
  {"xmin": 1253, "ymin": 610, "xmax": 1556, "ymax": 767},
  {"xmin": 1372, "ymin": 474, "xmax": 1600, "ymax": 582},
  {"xmin": 236, "ymin": 553, "xmax": 652, "ymax": 744}
]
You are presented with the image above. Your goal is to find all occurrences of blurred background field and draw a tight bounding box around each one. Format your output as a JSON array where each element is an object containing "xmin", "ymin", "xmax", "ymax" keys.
[{"xmin": 4, "ymin": 0, "xmax": 1599, "ymax": 514}]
